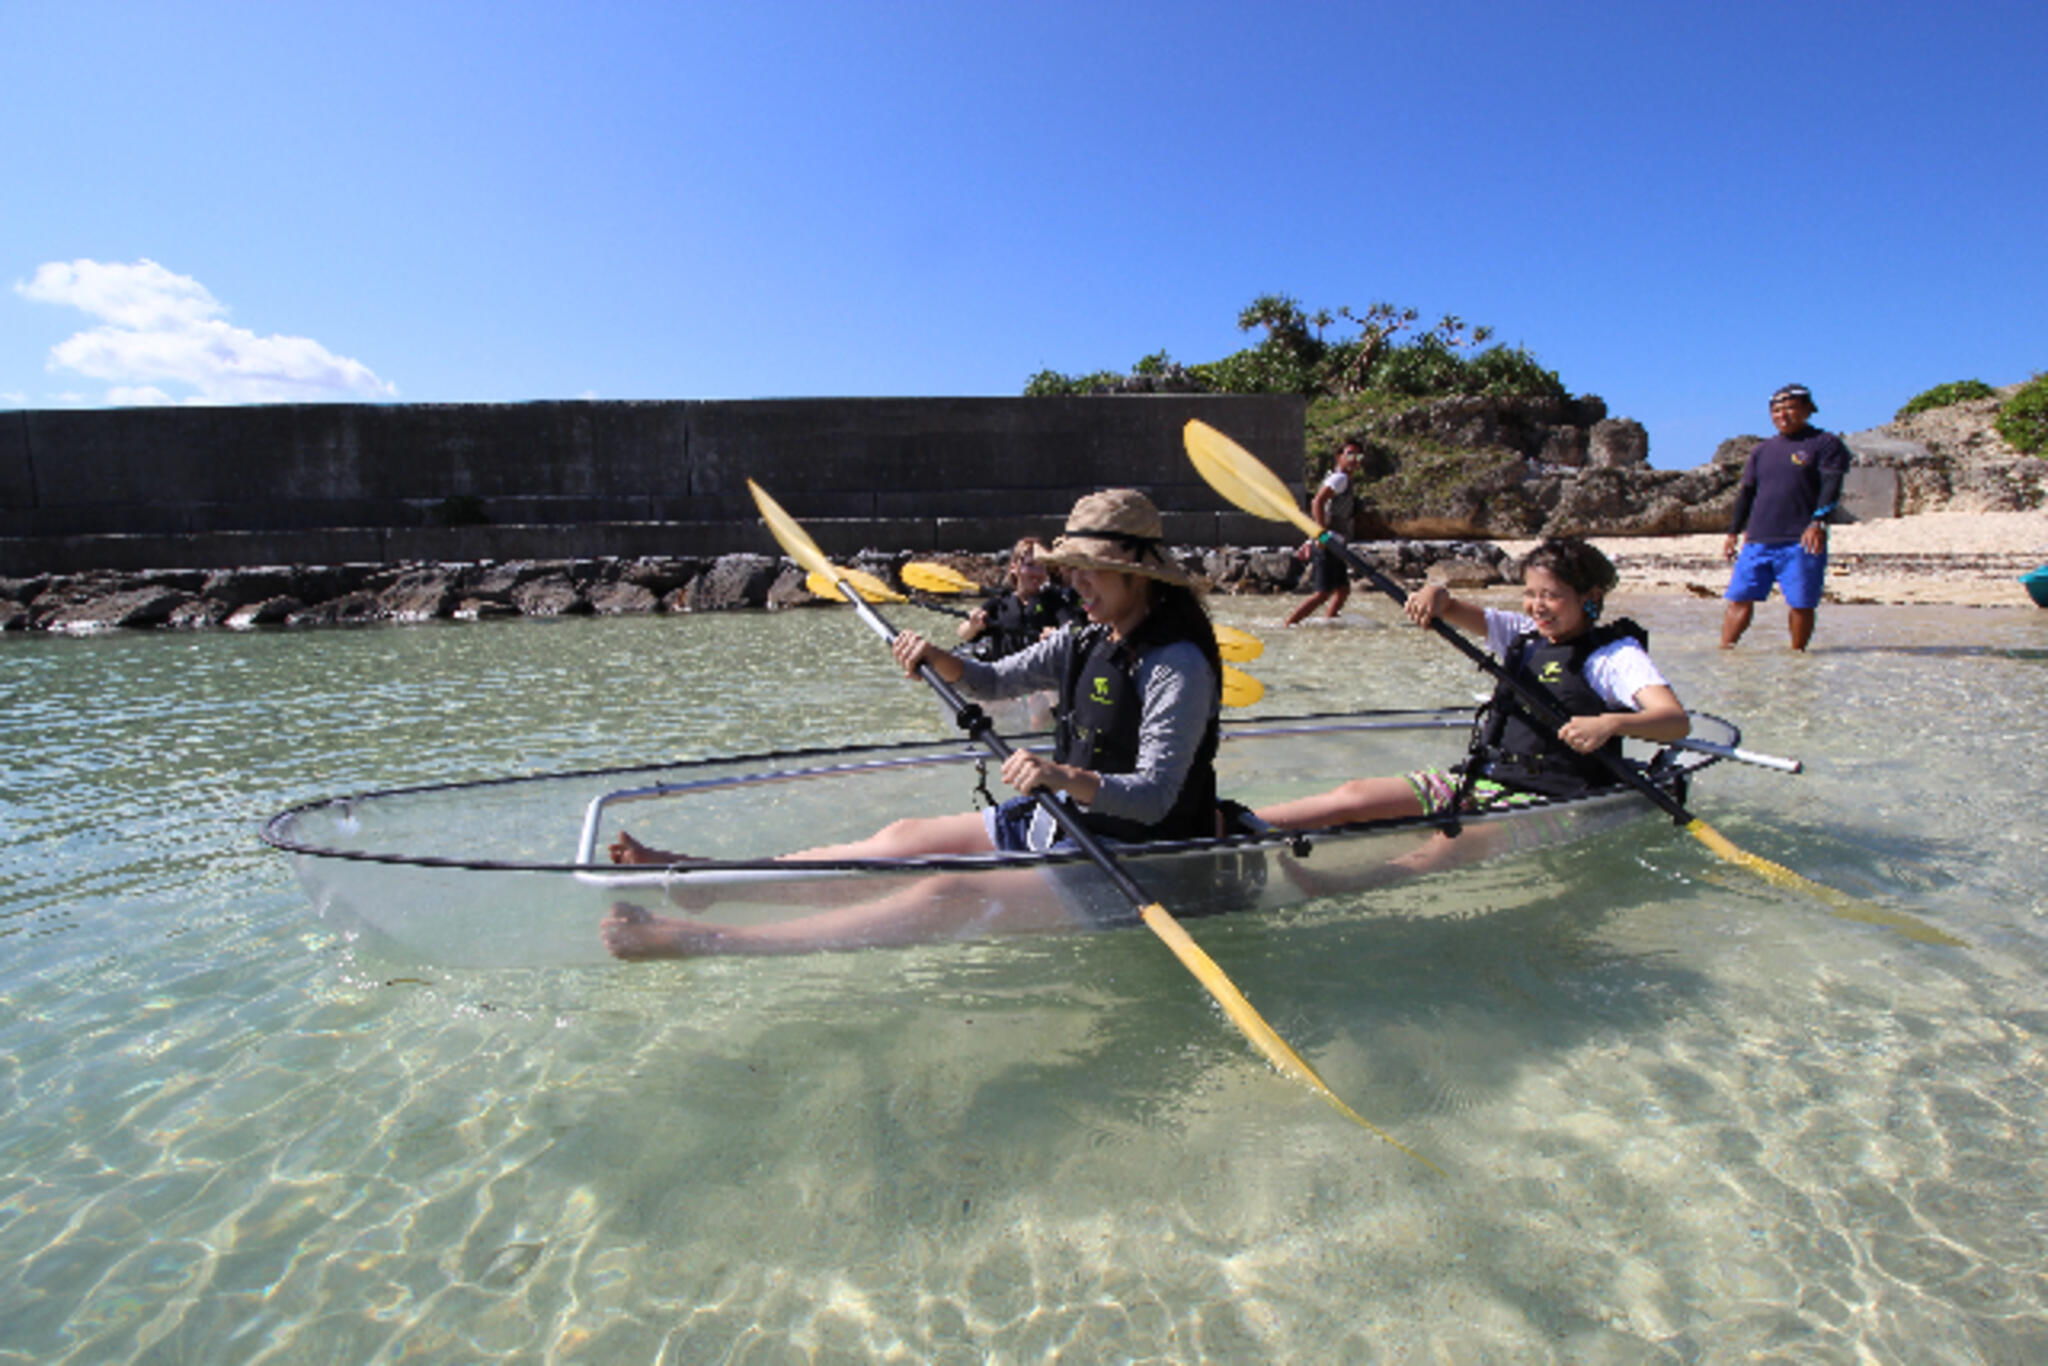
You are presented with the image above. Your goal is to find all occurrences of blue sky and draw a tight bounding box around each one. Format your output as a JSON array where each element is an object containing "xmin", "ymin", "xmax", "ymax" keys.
[{"xmin": 4, "ymin": 1, "xmax": 2041, "ymax": 468}]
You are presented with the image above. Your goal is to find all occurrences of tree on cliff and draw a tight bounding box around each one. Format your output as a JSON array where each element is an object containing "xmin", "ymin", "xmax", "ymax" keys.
[{"xmin": 1024, "ymin": 294, "xmax": 1566, "ymax": 404}]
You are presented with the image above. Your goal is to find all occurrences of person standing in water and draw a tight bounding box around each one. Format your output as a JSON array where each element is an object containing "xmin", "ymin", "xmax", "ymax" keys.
[
  {"xmin": 1721, "ymin": 383, "xmax": 1852, "ymax": 651},
  {"xmin": 1284, "ymin": 441, "xmax": 1367, "ymax": 626}
]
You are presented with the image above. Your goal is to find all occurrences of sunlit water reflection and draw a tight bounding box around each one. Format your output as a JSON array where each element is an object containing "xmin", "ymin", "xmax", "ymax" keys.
[{"xmin": 3, "ymin": 596, "xmax": 2046, "ymax": 1361}]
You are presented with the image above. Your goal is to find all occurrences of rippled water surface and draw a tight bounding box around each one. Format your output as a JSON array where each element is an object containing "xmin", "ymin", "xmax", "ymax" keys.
[{"xmin": 4, "ymin": 597, "xmax": 2047, "ymax": 1362}]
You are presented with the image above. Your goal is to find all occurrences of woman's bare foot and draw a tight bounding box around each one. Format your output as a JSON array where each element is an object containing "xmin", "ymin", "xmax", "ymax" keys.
[
  {"xmin": 608, "ymin": 830, "xmax": 698, "ymax": 865},
  {"xmin": 602, "ymin": 901, "xmax": 724, "ymax": 959}
]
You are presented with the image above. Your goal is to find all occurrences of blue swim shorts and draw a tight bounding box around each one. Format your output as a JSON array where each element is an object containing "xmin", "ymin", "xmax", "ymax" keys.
[{"xmin": 1724, "ymin": 541, "xmax": 1826, "ymax": 611}]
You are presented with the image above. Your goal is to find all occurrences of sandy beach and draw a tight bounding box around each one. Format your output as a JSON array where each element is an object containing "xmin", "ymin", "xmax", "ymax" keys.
[{"xmin": 1500, "ymin": 510, "xmax": 2048, "ymax": 609}]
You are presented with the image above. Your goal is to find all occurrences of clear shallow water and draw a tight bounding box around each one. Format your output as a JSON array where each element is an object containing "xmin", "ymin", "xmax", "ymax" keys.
[{"xmin": 3, "ymin": 597, "xmax": 2047, "ymax": 1363}]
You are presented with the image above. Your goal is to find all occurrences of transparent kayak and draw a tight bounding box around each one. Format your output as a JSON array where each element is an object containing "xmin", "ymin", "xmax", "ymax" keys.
[{"xmin": 261, "ymin": 708, "xmax": 1740, "ymax": 967}]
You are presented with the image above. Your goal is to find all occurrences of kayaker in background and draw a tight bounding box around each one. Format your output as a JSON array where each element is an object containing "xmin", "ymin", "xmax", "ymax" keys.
[
  {"xmin": 1283, "ymin": 440, "xmax": 1367, "ymax": 626},
  {"xmin": 603, "ymin": 489, "xmax": 1225, "ymax": 956},
  {"xmin": 1720, "ymin": 382, "xmax": 1852, "ymax": 651},
  {"xmin": 955, "ymin": 535, "xmax": 1082, "ymax": 660},
  {"xmin": 1256, "ymin": 537, "xmax": 1690, "ymax": 834}
]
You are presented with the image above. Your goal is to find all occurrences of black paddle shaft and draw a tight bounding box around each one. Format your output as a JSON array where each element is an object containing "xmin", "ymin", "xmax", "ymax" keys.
[{"xmin": 1322, "ymin": 533, "xmax": 1693, "ymax": 826}]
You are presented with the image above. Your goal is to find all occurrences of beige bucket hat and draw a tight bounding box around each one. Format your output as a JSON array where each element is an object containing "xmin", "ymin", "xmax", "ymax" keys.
[{"xmin": 1036, "ymin": 489, "xmax": 1203, "ymax": 590}]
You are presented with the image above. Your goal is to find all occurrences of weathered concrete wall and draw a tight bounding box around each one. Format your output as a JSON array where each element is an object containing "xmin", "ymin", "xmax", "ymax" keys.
[{"xmin": 0, "ymin": 396, "xmax": 1304, "ymax": 574}]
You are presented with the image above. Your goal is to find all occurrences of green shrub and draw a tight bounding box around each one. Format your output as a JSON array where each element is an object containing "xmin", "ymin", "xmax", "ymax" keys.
[
  {"xmin": 1995, "ymin": 374, "xmax": 2048, "ymax": 457},
  {"xmin": 1897, "ymin": 379, "xmax": 1996, "ymax": 419}
]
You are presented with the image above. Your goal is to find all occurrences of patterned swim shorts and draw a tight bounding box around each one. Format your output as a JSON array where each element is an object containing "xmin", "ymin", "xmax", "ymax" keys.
[{"xmin": 1403, "ymin": 766, "xmax": 1547, "ymax": 818}]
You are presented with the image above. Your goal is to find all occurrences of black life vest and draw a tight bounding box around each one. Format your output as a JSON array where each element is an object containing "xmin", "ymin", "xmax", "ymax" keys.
[
  {"xmin": 973, "ymin": 585, "xmax": 1080, "ymax": 660},
  {"xmin": 1467, "ymin": 618, "xmax": 1649, "ymax": 799},
  {"xmin": 1052, "ymin": 620, "xmax": 1220, "ymax": 841}
]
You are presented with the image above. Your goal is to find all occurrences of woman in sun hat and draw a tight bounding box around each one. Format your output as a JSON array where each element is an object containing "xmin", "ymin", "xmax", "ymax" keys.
[{"xmin": 602, "ymin": 489, "xmax": 1226, "ymax": 955}]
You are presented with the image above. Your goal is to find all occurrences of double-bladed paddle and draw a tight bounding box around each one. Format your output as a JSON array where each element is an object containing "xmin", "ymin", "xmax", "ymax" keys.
[
  {"xmin": 749, "ymin": 479, "xmax": 1438, "ymax": 1168},
  {"xmin": 1181, "ymin": 420, "xmax": 1964, "ymax": 948}
]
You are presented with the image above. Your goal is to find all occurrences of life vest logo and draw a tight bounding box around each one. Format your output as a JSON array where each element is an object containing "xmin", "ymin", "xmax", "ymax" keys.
[
  {"xmin": 1791, "ymin": 450, "xmax": 1810, "ymax": 465},
  {"xmin": 1537, "ymin": 660, "xmax": 1565, "ymax": 683},
  {"xmin": 1090, "ymin": 675, "xmax": 1113, "ymax": 705}
]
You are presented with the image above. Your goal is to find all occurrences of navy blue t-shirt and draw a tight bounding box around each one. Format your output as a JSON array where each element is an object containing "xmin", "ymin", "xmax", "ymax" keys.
[{"xmin": 1729, "ymin": 427, "xmax": 1852, "ymax": 545}]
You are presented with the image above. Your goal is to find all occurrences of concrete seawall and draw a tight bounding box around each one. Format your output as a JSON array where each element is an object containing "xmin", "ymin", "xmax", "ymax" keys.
[{"xmin": 0, "ymin": 396, "xmax": 1305, "ymax": 575}]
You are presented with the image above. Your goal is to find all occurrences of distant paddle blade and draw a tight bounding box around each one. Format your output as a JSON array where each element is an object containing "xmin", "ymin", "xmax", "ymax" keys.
[
  {"xmin": 804, "ymin": 570, "xmax": 849, "ymax": 602},
  {"xmin": 1214, "ymin": 624, "xmax": 1264, "ymax": 663},
  {"xmin": 806, "ymin": 566, "xmax": 903, "ymax": 604},
  {"xmin": 1220, "ymin": 664, "xmax": 1264, "ymax": 708},
  {"xmin": 1183, "ymin": 420, "xmax": 1320, "ymax": 538},
  {"xmin": 839, "ymin": 566, "xmax": 907, "ymax": 603},
  {"xmin": 901, "ymin": 561, "xmax": 980, "ymax": 595}
]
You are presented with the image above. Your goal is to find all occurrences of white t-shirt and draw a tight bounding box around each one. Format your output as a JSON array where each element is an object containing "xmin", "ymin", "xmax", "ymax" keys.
[{"xmin": 1482, "ymin": 608, "xmax": 1668, "ymax": 710}]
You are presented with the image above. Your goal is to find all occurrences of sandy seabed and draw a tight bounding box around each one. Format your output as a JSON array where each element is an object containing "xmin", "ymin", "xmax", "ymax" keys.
[{"xmin": 1500, "ymin": 510, "xmax": 2048, "ymax": 609}]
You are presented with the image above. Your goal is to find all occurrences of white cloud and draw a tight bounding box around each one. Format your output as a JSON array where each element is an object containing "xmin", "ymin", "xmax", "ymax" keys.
[{"xmin": 16, "ymin": 258, "xmax": 398, "ymax": 406}]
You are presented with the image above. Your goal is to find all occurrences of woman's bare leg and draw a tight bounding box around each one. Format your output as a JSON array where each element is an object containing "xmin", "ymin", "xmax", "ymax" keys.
[
  {"xmin": 1254, "ymin": 776, "xmax": 1424, "ymax": 830},
  {"xmin": 601, "ymin": 864, "xmax": 1070, "ymax": 958},
  {"xmin": 611, "ymin": 811, "xmax": 995, "ymax": 866}
]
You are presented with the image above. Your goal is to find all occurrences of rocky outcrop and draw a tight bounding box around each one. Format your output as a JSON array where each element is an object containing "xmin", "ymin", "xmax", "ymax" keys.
[
  {"xmin": 1841, "ymin": 388, "xmax": 2046, "ymax": 513},
  {"xmin": 1332, "ymin": 394, "xmax": 1739, "ymax": 540}
]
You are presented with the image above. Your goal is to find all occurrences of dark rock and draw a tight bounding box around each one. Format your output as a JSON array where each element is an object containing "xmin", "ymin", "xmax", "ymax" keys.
[
  {"xmin": 226, "ymin": 597, "xmax": 304, "ymax": 628},
  {"xmin": 764, "ymin": 564, "xmax": 821, "ymax": 610},
  {"xmin": 1712, "ymin": 436, "xmax": 1759, "ymax": 468},
  {"xmin": 511, "ymin": 573, "xmax": 590, "ymax": 616},
  {"xmin": 1539, "ymin": 425, "xmax": 1589, "ymax": 467},
  {"xmin": 43, "ymin": 586, "xmax": 194, "ymax": 633},
  {"xmin": 201, "ymin": 566, "xmax": 301, "ymax": 608},
  {"xmin": 288, "ymin": 591, "xmax": 385, "ymax": 626},
  {"xmin": 453, "ymin": 598, "xmax": 521, "ymax": 620},
  {"xmin": 618, "ymin": 557, "xmax": 702, "ymax": 597},
  {"xmin": 2, "ymin": 575, "xmax": 51, "ymax": 602},
  {"xmin": 686, "ymin": 554, "xmax": 779, "ymax": 611},
  {"xmin": 167, "ymin": 597, "xmax": 231, "ymax": 629},
  {"xmin": 588, "ymin": 580, "xmax": 660, "ymax": 615},
  {"xmin": 380, "ymin": 566, "xmax": 463, "ymax": 621},
  {"xmin": 0, "ymin": 599, "xmax": 27, "ymax": 630},
  {"xmin": 1587, "ymin": 418, "xmax": 1650, "ymax": 468}
]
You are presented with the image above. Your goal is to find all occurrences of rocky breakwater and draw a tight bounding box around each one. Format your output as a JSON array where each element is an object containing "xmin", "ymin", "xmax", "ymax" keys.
[
  {"xmin": 0, "ymin": 555, "xmax": 820, "ymax": 636},
  {"xmin": 1, "ymin": 540, "xmax": 1516, "ymax": 636}
]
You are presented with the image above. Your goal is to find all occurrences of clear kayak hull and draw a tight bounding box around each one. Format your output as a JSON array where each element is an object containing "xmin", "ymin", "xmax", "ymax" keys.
[{"xmin": 262, "ymin": 708, "xmax": 1737, "ymax": 967}]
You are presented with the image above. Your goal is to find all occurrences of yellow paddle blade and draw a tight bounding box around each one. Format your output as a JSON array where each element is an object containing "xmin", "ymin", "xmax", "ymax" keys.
[
  {"xmin": 1220, "ymin": 663, "xmax": 1264, "ymax": 708},
  {"xmin": 1136, "ymin": 904, "xmax": 1443, "ymax": 1174},
  {"xmin": 804, "ymin": 568, "xmax": 906, "ymax": 605},
  {"xmin": 1684, "ymin": 821, "xmax": 1968, "ymax": 947},
  {"xmin": 1215, "ymin": 624, "xmax": 1264, "ymax": 663},
  {"xmin": 901, "ymin": 560, "xmax": 981, "ymax": 595},
  {"xmin": 750, "ymin": 481, "xmax": 906, "ymax": 603},
  {"xmin": 1184, "ymin": 419, "xmax": 1322, "ymax": 539}
]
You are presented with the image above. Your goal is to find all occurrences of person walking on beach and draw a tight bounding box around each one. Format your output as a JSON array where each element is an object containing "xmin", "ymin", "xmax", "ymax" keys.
[
  {"xmin": 1284, "ymin": 441, "xmax": 1367, "ymax": 626},
  {"xmin": 1721, "ymin": 383, "xmax": 1852, "ymax": 651}
]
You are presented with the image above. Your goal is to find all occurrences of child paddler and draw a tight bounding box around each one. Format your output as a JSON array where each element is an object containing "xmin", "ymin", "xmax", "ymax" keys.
[
  {"xmin": 603, "ymin": 489, "xmax": 1225, "ymax": 957},
  {"xmin": 957, "ymin": 535, "xmax": 1084, "ymax": 661},
  {"xmin": 1256, "ymin": 538, "xmax": 1690, "ymax": 834}
]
